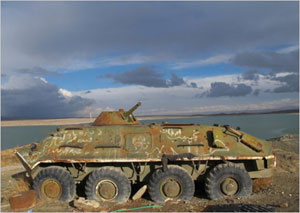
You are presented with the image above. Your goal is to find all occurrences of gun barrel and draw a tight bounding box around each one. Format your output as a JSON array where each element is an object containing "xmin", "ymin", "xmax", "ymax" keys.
[{"xmin": 124, "ymin": 102, "xmax": 141, "ymax": 117}]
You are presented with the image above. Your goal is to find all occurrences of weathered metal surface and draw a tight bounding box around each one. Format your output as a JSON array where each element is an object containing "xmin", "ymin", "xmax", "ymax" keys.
[
  {"xmin": 41, "ymin": 179, "xmax": 62, "ymax": 199},
  {"xmin": 96, "ymin": 180, "xmax": 118, "ymax": 200},
  {"xmin": 9, "ymin": 190, "xmax": 37, "ymax": 211},
  {"xmin": 93, "ymin": 102, "xmax": 141, "ymax": 125},
  {"xmin": 17, "ymin": 102, "xmax": 275, "ymax": 181},
  {"xmin": 221, "ymin": 178, "xmax": 238, "ymax": 195},
  {"xmin": 160, "ymin": 178, "xmax": 181, "ymax": 198},
  {"xmin": 248, "ymin": 168, "xmax": 273, "ymax": 178}
]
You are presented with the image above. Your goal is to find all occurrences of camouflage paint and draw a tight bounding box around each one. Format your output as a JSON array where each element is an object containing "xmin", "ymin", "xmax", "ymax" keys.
[{"xmin": 17, "ymin": 102, "xmax": 275, "ymax": 181}]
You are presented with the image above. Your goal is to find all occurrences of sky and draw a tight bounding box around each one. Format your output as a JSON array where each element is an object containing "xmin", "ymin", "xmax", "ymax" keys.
[{"xmin": 1, "ymin": 1, "xmax": 299, "ymax": 119}]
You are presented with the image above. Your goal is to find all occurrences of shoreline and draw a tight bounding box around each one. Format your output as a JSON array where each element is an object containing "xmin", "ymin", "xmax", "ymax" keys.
[
  {"xmin": 1, "ymin": 118, "xmax": 95, "ymax": 127},
  {"xmin": 1, "ymin": 112, "xmax": 298, "ymax": 127},
  {"xmin": 1, "ymin": 116, "xmax": 199, "ymax": 127}
]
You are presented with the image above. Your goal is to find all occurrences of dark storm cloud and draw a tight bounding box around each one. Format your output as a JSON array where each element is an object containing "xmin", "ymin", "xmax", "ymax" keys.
[
  {"xmin": 169, "ymin": 73, "xmax": 185, "ymax": 86},
  {"xmin": 105, "ymin": 66, "xmax": 186, "ymax": 88},
  {"xmin": 1, "ymin": 75, "xmax": 94, "ymax": 119},
  {"xmin": 253, "ymin": 89, "xmax": 260, "ymax": 96},
  {"xmin": 232, "ymin": 50, "xmax": 299, "ymax": 74},
  {"xmin": 272, "ymin": 74, "xmax": 299, "ymax": 93},
  {"xmin": 240, "ymin": 69, "xmax": 260, "ymax": 81},
  {"xmin": 233, "ymin": 50, "xmax": 299, "ymax": 93},
  {"xmin": 206, "ymin": 82, "xmax": 253, "ymax": 97},
  {"xmin": 106, "ymin": 66, "xmax": 168, "ymax": 87},
  {"xmin": 194, "ymin": 93, "xmax": 204, "ymax": 98},
  {"xmin": 190, "ymin": 82, "xmax": 198, "ymax": 88},
  {"xmin": 2, "ymin": 1, "xmax": 298, "ymax": 73}
]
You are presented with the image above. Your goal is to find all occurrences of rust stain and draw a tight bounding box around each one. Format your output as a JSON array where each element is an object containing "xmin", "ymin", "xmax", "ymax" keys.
[{"xmin": 16, "ymin": 102, "xmax": 275, "ymax": 180}]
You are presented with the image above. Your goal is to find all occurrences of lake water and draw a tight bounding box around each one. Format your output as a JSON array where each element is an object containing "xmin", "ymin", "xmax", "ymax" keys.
[{"xmin": 1, "ymin": 113, "xmax": 298, "ymax": 150}]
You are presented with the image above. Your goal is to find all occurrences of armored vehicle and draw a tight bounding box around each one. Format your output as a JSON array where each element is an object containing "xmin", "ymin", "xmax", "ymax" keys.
[{"xmin": 17, "ymin": 102, "xmax": 276, "ymax": 203}]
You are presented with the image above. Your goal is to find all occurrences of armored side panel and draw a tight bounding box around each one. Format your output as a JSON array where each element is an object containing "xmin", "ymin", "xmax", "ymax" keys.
[{"xmin": 16, "ymin": 102, "xmax": 276, "ymax": 203}]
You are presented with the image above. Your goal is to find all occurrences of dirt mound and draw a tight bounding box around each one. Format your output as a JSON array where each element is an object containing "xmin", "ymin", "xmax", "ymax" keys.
[
  {"xmin": 1, "ymin": 144, "xmax": 31, "ymax": 167},
  {"xmin": 270, "ymin": 135, "xmax": 299, "ymax": 174}
]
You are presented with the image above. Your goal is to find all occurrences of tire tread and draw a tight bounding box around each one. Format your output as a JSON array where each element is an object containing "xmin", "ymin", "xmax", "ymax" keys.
[
  {"xmin": 85, "ymin": 167, "xmax": 131, "ymax": 203},
  {"xmin": 33, "ymin": 166, "xmax": 75, "ymax": 202},
  {"xmin": 205, "ymin": 163, "xmax": 252, "ymax": 200},
  {"xmin": 148, "ymin": 165, "xmax": 195, "ymax": 203}
]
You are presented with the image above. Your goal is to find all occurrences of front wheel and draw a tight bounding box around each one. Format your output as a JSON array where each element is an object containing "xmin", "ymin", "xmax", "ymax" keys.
[
  {"xmin": 85, "ymin": 167, "xmax": 131, "ymax": 203},
  {"xmin": 33, "ymin": 166, "xmax": 76, "ymax": 202},
  {"xmin": 205, "ymin": 163, "xmax": 252, "ymax": 200},
  {"xmin": 148, "ymin": 165, "xmax": 195, "ymax": 202}
]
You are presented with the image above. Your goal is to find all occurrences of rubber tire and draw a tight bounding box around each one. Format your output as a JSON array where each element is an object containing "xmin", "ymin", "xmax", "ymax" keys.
[
  {"xmin": 205, "ymin": 163, "xmax": 252, "ymax": 200},
  {"xmin": 33, "ymin": 166, "xmax": 76, "ymax": 202},
  {"xmin": 148, "ymin": 165, "xmax": 195, "ymax": 203},
  {"xmin": 85, "ymin": 167, "xmax": 131, "ymax": 203}
]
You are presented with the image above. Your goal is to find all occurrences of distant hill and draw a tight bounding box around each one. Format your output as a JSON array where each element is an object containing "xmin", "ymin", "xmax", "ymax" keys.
[
  {"xmin": 139, "ymin": 108, "xmax": 299, "ymax": 118},
  {"xmin": 193, "ymin": 108, "xmax": 299, "ymax": 117}
]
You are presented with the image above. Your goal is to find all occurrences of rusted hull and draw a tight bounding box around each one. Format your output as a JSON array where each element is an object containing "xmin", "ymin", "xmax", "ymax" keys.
[
  {"xmin": 17, "ymin": 152, "xmax": 275, "ymax": 171},
  {"xmin": 16, "ymin": 103, "xmax": 277, "ymax": 203},
  {"xmin": 17, "ymin": 123, "xmax": 274, "ymax": 171}
]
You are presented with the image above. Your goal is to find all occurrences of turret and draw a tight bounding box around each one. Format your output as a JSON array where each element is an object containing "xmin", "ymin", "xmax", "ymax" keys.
[
  {"xmin": 93, "ymin": 102, "xmax": 141, "ymax": 125},
  {"xmin": 122, "ymin": 102, "xmax": 141, "ymax": 121}
]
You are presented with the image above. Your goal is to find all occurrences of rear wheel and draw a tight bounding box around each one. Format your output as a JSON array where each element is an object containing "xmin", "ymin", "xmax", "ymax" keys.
[
  {"xmin": 148, "ymin": 165, "xmax": 195, "ymax": 202},
  {"xmin": 85, "ymin": 167, "xmax": 131, "ymax": 202},
  {"xmin": 205, "ymin": 163, "xmax": 252, "ymax": 200},
  {"xmin": 33, "ymin": 166, "xmax": 76, "ymax": 202}
]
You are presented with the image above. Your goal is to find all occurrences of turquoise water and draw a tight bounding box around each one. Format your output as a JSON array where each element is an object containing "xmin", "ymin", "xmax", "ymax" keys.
[
  {"xmin": 142, "ymin": 113, "xmax": 299, "ymax": 139},
  {"xmin": 1, "ymin": 125, "xmax": 58, "ymax": 150},
  {"xmin": 1, "ymin": 113, "xmax": 298, "ymax": 150}
]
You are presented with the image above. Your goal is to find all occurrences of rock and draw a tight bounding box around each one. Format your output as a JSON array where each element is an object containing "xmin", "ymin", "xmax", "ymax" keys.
[
  {"xmin": 73, "ymin": 197, "xmax": 100, "ymax": 210},
  {"xmin": 9, "ymin": 190, "xmax": 37, "ymax": 211},
  {"xmin": 132, "ymin": 185, "xmax": 147, "ymax": 200},
  {"xmin": 280, "ymin": 202, "xmax": 288, "ymax": 208}
]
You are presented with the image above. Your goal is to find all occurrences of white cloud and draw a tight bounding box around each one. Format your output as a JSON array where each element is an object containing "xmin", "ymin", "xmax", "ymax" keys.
[
  {"xmin": 39, "ymin": 77, "xmax": 48, "ymax": 83},
  {"xmin": 186, "ymin": 74, "xmax": 282, "ymax": 92},
  {"xmin": 276, "ymin": 45, "xmax": 298, "ymax": 54},
  {"xmin": 172, "ymin": 54, "xmax": 233, "ymax": 70},
  {"xmin": 59, "ymin": 88, "xmax": 73, "ymax": 97},
  {"xmin": 2, "ymin": 75, "xmax": 44, "ymax": 90},
  {"xmin": 274, "ymin": 72, "xmax": 295, "ymax": 78},
  {"xmin": 100, "ymin": 54, "xmax": 155, "ymax": 67},
  {"xmin": 74, "ymin": 74, "xmax": 298, "ymax": 116},
  {"xmin": 1, "ymin": 75, "xmax": 94, "ymax": 119},
  {"xmin": 185, "ymin": 98, "xmax": 298, "ymax": 114}
]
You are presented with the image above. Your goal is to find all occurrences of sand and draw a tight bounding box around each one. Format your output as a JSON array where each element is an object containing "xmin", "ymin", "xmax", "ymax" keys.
[
  {"xmin": 1, "ymin": 116, "xmax": 201, "ymax": 127},
  {"xmin": 1, "ymin": 118, "xmax": 95, "ymax": 127}
]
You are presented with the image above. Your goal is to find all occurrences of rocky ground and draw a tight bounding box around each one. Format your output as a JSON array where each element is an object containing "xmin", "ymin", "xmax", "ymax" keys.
[{"xmin": 1, "ymin": 135, "xmax": 299, "ymax": 212}]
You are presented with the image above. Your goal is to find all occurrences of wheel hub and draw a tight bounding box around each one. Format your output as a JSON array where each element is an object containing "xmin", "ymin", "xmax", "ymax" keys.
[
  {"xmin": 96, "ymin": 180, "xmax": 118, "ymax": 200},
  {"xmin": 221, "ymin": 177, "xmax": 239, "ymax": 196},
  {"xmin": 161, "ymin": 178, "xmax": 181, "ymax": 198},
  {"xmin": 41, "ymin": 179, "xmax": 62, "ymax": 199}
]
